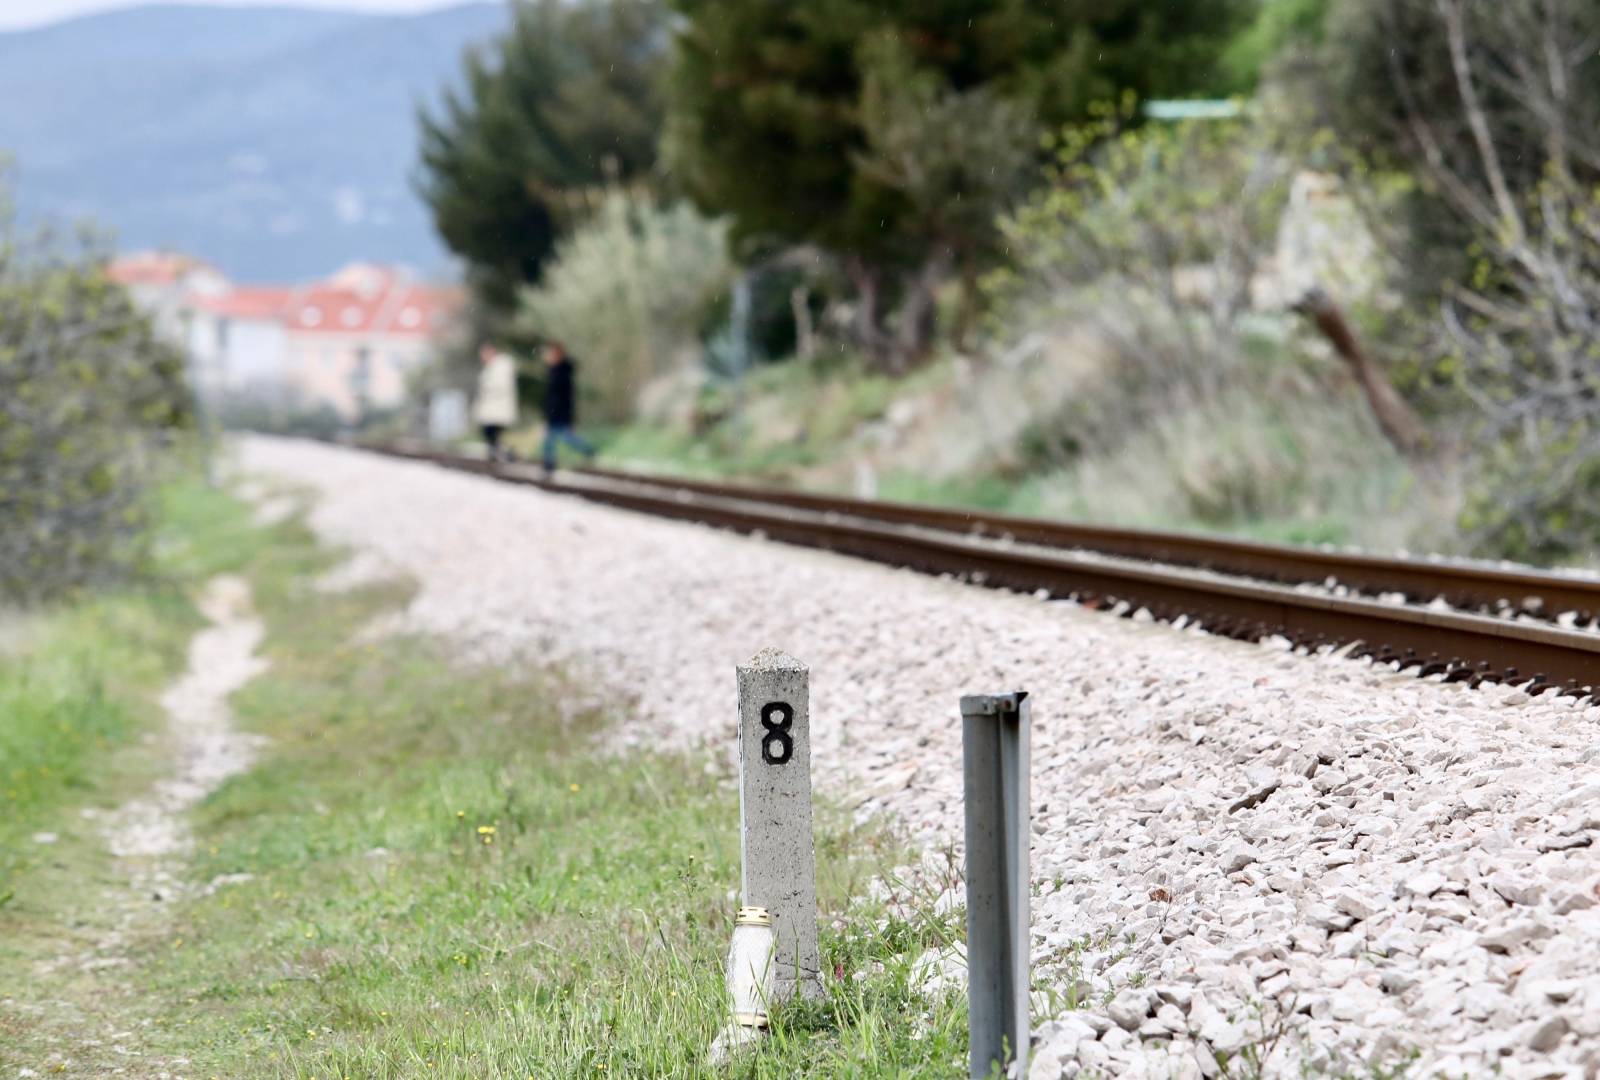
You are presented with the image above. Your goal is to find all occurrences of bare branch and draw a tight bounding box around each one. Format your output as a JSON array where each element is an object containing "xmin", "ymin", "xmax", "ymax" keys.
[
  {"xmin": 1382, "ymin": 26, "xmax": 1500, "ymax": 234},
  {"xmin": 1436, "ymin": 0, "xmax": 1526, "ymax": 240}
]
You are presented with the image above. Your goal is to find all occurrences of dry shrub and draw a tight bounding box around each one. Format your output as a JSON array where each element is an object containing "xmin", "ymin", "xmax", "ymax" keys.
[
  {"xmin": 954, "ymin": 107, "xmax": 1454, "ymax": 546},
  {"xmin": 1031, "ymin": 381, "xmax": 1450, "ymax": 549},
  {"xmin": 1315, "ymin": 0, "xmax": 1600, "ymax": 560},
  {"xmin": 986, "ymin": 109, "xmax": 1294, "ymax": 458}
]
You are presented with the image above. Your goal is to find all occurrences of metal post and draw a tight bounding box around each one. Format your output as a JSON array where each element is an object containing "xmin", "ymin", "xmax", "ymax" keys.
[
  {"xmin": 180, "ymin": 309, "xmax": 218, "ymax": 488},
  {"xmin": 727, "ymin": 273, "xmax": 752, "ymax": 454},
  {"xmin": 960, "ymin": 692, "xmax": 1031, "ymax": 1079},
  {"xmin": 736, "ymin": 648, "xmax": 823, "ymax": 1000}
]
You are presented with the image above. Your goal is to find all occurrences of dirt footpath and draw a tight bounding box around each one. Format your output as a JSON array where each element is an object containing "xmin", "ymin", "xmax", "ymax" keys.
[{"xmin": 5, "ymin": 576, "xmax": 266, "ymax": 1078}]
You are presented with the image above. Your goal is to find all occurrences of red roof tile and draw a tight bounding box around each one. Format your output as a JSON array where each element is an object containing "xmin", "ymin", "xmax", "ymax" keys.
[
  {"xmin": 191, "ymin": 286, "xmax": 294, "ymax": 320},
  {"xmin": 283, "ymin": 280, "xmax": 460, "ymax": 337},
  {"xmin": 111, "ymin": 251, "xmax": 461, "ymax": 337}
]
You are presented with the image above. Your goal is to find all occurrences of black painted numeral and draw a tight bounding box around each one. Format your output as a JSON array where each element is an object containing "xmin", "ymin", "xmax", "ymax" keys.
[{"xmin": 760, "ymin": 702, "xmax": 794, "ymax": 765}]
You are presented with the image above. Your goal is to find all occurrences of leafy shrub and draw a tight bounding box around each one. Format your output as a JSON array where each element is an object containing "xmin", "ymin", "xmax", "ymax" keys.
[
  {"xmin": 987, "ymin": 108, "xmax": 1294, "ymax": 462},
  {"xmin": 0, "ymin": 190, "xmax": 190, "ymax": 604},
  {"xmin": 1459, "ymin": 427, "xmax": 1600, "ymax": 565},
  {"xmin": 517, "ymin": 191, "xmax": 733, "ymax": 422},
  {"xmin": 1435, "ymin": 168, "xmax": 1600, "ymax": 562},
  {"xmin": 1309, "ymin": 1, "xmax": 1600, "ymax": 300}
]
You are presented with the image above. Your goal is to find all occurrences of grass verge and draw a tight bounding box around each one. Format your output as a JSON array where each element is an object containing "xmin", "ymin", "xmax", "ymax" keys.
[{"xmin": 5, "ymin": 480, "xmax": 973, "ymax": 1077}]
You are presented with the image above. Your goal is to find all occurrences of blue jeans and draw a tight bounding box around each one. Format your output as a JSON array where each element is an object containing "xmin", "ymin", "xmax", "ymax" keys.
[{"xmin": 542, "ymin": 424, "xmax": 594, "ymax": 469}]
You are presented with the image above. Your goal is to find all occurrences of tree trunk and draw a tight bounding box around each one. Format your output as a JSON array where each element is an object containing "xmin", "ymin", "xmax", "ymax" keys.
[
  {"xmin": 844, "ymin": 256, "xmax": 889, "ymax": 365},
  {"xmin": 951, "ymin": 255, "xmax": 981, "ymax": 351},
  {"xmin": 846, "ymin": 253, "xmax": 952, "ymax": 372},
  {"xmin": 790, "ymin": 284, "xmax": 816, "ymax": 362},
  {"xmin": 1293, "ymin": 286, "xmax": 1429, "ymax": 459},
  {"xmin": 890, "ymin": 250, "xmax": 951, "ymax": 373}
]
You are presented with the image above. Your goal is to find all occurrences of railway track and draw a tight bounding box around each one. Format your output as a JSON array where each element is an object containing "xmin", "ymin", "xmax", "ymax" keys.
[{"xmin": 363, "ymin": 441, "xmax": 1600, "ymax": 702}]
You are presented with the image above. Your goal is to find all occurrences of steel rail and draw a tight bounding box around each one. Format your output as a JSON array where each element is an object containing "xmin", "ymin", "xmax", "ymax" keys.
[
  {"xmin": 571, "ymin": 465, "xmax": 1600, "ymax": 622},
  {"xmin": 366, "ymin": 443, "xmax": 1600, "ymax": 700}
]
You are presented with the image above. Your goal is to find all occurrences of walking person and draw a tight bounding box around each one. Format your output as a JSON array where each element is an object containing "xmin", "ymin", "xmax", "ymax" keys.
[
  {"xmin": 540, "ymin": 340, "xmax": 595, "ymax": 472},
  {"xmin": 473, "ymin": 342, "xmax": 518, "ymax": 462}
]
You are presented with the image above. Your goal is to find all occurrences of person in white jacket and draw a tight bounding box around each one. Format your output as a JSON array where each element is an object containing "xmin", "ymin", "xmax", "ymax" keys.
[{"xmin": 472, "ymin": 343, "xmax": 518, "ymax": 461}]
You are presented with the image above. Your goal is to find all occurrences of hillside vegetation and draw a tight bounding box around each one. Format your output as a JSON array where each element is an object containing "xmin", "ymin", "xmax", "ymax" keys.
[{"xmin": 419, "ymin": 0, "xmax": 1600, "ymax": 566}]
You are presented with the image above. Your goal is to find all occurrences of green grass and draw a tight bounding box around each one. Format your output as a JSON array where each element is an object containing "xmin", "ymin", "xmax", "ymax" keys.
[
  {"xmin": 873, "ymin": 471, "xmax": 1031, "ymax": 514},
  {"xmin": 594, "ymin": 422, "xmax": 737, "ymax": 477},
  {"xmin": 2, "ymin": 482, "xmax": 974, "ymax": 1077},
  {"xmin": 0, "ymin": 597, "xmax": 179, "ymax": 866},
  {"xmin": 148, "ymin": 530, "xmax": 968, "ymax": 1076}
]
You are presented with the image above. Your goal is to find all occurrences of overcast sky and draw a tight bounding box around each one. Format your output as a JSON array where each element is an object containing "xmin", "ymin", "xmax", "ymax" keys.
[{"xmin": 0, "ymin": 0, "xmax": 469, "ymax": 32}]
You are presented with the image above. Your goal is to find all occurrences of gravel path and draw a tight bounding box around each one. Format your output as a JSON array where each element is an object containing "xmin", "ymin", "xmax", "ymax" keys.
[
  {"xmin": 22, "ymin": 575, "xmax": 267, "ymax": 1077},
  {"xmin": 243, "ymin": 437, "xmax": 1600, "ymax": 1079}
]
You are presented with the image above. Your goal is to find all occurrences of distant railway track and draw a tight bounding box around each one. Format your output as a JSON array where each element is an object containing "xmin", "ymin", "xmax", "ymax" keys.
[{"xmin": 360, "ymin": 441, "xmax": 1600, "ymax": 703}]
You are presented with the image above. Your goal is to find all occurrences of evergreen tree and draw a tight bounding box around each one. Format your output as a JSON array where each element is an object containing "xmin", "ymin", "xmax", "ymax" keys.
[
  {"xmin": 416, "ymin": 0, "xmax": 668, "ymax": 320},
  {"xmin": 666, "ymin": 0, "xmax": 1250, "ymax": 364}
]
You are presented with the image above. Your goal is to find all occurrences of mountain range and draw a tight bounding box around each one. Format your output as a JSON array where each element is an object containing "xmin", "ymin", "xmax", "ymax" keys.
[{"xmin": 0, "ymin": 2, "xmax": 508, "ymax": 281}]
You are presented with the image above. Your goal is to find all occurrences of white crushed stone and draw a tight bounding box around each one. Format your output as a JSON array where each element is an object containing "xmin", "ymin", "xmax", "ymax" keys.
[
  {"xmin": 104, "ymin": 575, "xmax": 268, "ymax": 862},
  {"xmin": 242, "ymin": 436, "xmax": 1600, "ymax": 1078}
]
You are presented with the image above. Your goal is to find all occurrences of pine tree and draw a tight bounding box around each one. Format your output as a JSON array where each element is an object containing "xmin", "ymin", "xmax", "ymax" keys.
[
  {"xmin": 416, "ymin": 0, "xmax": 668, "ymax": 320},
  {"xmin": 665, "ymin": 0, "xmax": 1250, "ymax": 365}
]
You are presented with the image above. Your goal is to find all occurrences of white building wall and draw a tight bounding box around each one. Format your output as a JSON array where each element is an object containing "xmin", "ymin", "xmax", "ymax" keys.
[
  {"xmin": 223, "ymin": 319, "xmax": 289, "ymax": 393},
  {"xmin": 283, "ymin": 331, "xmax": 431, "ymax": 419}
]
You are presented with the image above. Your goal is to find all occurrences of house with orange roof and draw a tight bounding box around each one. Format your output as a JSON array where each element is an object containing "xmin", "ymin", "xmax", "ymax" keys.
[
  {"xmin": 108, "ymin": 253, "xmax": 460, "ymax": 421},
  {"xmin": 278, "ymin": 263, "xmax": 459, "ymax": 420},
  {"xmin": 185, "ymin": 286, "xmax": 295, "ymax": 398},
  {"xmin": 105, "ymin": 251, "xmax": 229, "ymax": 347}
]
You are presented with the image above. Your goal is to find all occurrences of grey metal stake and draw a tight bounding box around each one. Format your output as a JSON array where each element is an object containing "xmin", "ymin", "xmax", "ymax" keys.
[{"xmin": 960, "ymin": 691, "xmax": 1031, "ymax": 1079}]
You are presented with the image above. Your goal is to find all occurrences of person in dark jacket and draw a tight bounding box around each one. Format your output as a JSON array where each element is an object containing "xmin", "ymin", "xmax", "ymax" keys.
[{"xmin": 540, "ymin": 340, "xmax": 595, "ymax": 471}]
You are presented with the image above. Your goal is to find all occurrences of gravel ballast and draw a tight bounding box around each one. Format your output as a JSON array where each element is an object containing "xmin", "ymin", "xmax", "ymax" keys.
[{"xmin": 244, "ymin": 437, "xmax": 1600, "ymax": 1079}]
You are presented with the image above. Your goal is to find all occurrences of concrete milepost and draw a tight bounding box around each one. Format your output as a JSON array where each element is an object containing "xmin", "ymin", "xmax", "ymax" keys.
[{"xmin": 736, "ymin": 648, "xmax": 823, "ymax": 1001}]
